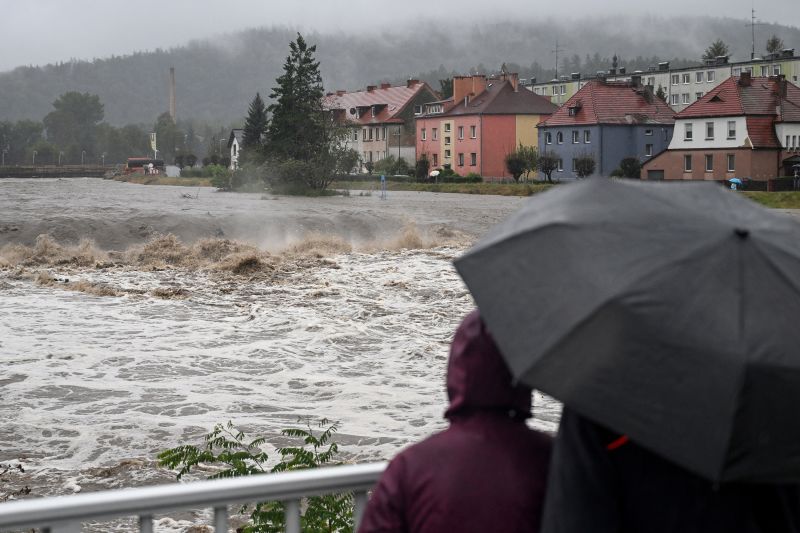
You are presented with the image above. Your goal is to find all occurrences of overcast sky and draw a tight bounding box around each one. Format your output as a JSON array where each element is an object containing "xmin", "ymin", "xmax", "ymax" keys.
[{"xmin": 0, "ymin": 0, "xmax": 797, "ymax": 73}]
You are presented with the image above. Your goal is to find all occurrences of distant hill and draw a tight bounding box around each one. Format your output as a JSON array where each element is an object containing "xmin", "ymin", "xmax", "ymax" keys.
[{"xmin": 1, "ymin": 15, "xmax": 798, "ymax": 126}]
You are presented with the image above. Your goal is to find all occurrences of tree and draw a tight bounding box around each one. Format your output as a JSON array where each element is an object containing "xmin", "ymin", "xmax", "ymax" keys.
[
  {"xmin": 574, "ymin": 154, "xmax": 596, "ymax": 178},
  {"xmin": 242, "ymin": 92, "xmax": 268, "ymax": 150},
  {"xmin": 154, "ymin": 112, "xmax": 183, "ymax": 162},
  {"xmin": 266, "ymin": 33, "xmax": 325, "ymax": 162},
  {"xmin": 766, "ymin": 35, "xmax": 785, "ymax": 55},
  {"xmin": 618, "ymin": 157, "xmax": 642, "ymax": 179},
  {"xmin": 439, "ymin": 78, "xmax": 453, "ymax": 99},
  {"xmin": 517, "ymin": 144, "xmax": 539, "ymax": 181},
  {"xmin": 415, "ymin": 157, "xmax": 430, "ymax": 180},
  {"xmin": 43, "ymin": 92, "xmax": 104, "ymax": 160},
  {"xmin": 505, "ymin": 151, "xmax": 527, "ymax": 182},
  {"xmin": 539, "ymin": 151, "xmax": 559, "ymax": 183},
  {"xmin": 702, "ymin": 39, "xmax": 729, "ymax": 60},
  {"xmin": 655, "ymin": 85, "xmax": 667, "ymax": 103}
]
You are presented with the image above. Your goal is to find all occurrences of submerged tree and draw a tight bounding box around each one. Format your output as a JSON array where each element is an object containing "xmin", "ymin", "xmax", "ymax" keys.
[{"xmin": 266, "ymin": 33, "xmax": 325, "ymax": 162}]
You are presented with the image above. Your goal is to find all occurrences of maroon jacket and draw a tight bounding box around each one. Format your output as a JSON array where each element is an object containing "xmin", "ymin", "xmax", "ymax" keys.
[{"xmin": 358, "ymin": 310, "xmax": 552, "ymax": 533}]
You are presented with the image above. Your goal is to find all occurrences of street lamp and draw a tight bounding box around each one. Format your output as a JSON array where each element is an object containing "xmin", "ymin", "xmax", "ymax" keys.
[
  {"xmin": 218, "ymin": 138, "xmax": 225, "ymax": 156},
  {"xmin": 1, "ymin": 149, "xmax": 7, "ymax": 166},
  {"xmin": 32, "ymin": 150, "xmax": 38, "ymax": 165},
  {"xmin": 81, "ymin": 150, "xmax": 86, "ymax": 165},
  {"xmin": 101, "ymin": 152, "xmax": 106, "ymax": 167},
  {"xmin": 58, "ymin": 151, "xmax": 64, "ymax": 166}
]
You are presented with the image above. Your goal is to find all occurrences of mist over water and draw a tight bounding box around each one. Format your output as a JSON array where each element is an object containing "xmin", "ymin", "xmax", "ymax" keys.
[{"xmin": 0, "ymin": 178, "xmax": 560, "ymax": 530}]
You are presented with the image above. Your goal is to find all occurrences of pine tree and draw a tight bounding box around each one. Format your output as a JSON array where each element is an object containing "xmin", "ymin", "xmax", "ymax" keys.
[
  {"xmin": 702, "ymin": 39, "xmax": 729, "ymax": 60},
  {"xmin": 242, "ymin": 92, "xmax": 267, "ymax": 149},
  {"xmin": 266, "ymin": 33, "xmax": 325, "ymax": 162},
  {"xmin": 766, "ymin": 35, "xmax": 785, "ymax": 55}
]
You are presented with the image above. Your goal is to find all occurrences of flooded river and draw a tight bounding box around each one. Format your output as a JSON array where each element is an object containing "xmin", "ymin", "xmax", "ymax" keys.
[{"xmin": 0, "ymin": 178, "xmax": 560, "ymax": 529}]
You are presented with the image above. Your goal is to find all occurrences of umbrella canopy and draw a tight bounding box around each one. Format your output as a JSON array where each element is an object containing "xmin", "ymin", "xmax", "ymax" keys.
[
  {"xmin": 455, "ymin": 178, "xmax": 800, "ymax": 483},
  {"xmin": 729, "ymin": 178, "xmax": 743, "ymax": 185}
]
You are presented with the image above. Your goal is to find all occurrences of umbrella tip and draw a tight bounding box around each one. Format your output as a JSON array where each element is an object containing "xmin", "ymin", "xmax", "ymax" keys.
[{"xmin": 734, "ymin": 228, "xmax": 750, "ymax": 239}]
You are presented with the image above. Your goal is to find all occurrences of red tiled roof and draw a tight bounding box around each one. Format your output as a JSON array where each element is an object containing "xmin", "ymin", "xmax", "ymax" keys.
[
  {"xmin": 539, "ymin": 80, "xmax": 675, "ymax": 127},
  {"xmin": 324, "ymin": 82, "xmax": 435, "ymax": 125},
  {"xmin": 677, "ymin": 76, "xmax": 800, "ymax": 119},
  {"xmin": 746, "ymin": 117, "xmax": 780, "ymax": 148},
  {"xmin": 440, "ymin": 80, "xmax": 557, "ymax": 116}
]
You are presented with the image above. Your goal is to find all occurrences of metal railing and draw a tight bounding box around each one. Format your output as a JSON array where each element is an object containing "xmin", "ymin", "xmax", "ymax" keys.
[{"xmin": 0, "ymin": 462, "xmax": 386, "ymax": 533}]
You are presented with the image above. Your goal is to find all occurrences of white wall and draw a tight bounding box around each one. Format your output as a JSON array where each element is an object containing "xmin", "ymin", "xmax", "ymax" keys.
[
  {"xmin": 668, "ymin": 116, "xmax": 748, "ymax": 150},
  {"xmin": 776, "ymin": 123, "xmax": 800, "ymax": 150}
]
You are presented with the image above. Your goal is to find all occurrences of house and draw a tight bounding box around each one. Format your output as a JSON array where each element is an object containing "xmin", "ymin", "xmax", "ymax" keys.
[
  {"xmin": 415, "ymin": 71, "xmax": 557, "ymax": 179},
  {"xmin": 227, "ymin": 129, "xmax": 243, "ymax": 170},
  {"xmin": 641, "ymin": 73, "xmax": 800, "ymax": 181},
  {"xmin": 536, "ymin": 76, "xmax": 675, "ymax": 179},
  {"xmin": 324, "ymin": 80, "xmax": 439, "ymax": 171}
]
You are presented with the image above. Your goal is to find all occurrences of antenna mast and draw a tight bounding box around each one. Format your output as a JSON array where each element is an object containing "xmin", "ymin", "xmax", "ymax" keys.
[{"xmin": 552, "ymin": 38, "xmax": 566, "ymax": 80}]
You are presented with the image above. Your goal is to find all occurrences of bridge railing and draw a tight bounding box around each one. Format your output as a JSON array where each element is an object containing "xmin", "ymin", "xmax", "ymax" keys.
[{"xmin": 0, "ymin": 462, "xmax": 386, "ymax": 533}]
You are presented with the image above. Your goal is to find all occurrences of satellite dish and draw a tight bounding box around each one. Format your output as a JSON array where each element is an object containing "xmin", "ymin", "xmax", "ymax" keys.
[{"xmin": 349, "ymin": 108, "xmax": 356, "ymax": 115}]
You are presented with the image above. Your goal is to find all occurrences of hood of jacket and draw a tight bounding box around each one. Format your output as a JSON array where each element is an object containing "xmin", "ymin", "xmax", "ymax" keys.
[{"xmin": 444, "ymin": 310, "xmax": 532, "ymax": 420}]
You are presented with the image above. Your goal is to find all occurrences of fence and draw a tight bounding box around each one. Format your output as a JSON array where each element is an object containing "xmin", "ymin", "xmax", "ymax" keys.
[{"xmin": 0, "ymin": 462, "xmax": 386, "ymax": 533}]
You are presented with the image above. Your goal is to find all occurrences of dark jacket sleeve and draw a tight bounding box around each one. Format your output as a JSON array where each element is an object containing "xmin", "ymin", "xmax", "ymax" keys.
[
  {"xmin": 358, "ymin": 455, "xmax": 409, "ymax": 533},
  {"xmin": 540, "ymin": 408, "xmax": 621, "ymax": 533}
]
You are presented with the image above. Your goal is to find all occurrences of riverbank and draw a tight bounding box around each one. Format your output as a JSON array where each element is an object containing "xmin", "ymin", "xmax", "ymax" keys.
[{"xmin": 112, "ymin": 174, "xmax": 212, "ymax": 187}]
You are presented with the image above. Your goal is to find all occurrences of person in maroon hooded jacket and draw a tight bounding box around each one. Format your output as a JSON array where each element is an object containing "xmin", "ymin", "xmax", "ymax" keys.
[{"xmin": 358, "ymin": 310, "xmax": 553, "ymax": 533}]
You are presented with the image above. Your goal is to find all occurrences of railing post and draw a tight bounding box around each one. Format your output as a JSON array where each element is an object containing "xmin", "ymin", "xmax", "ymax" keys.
[
  {"xmin": 214, "ymin": 505, "xmax": 228, "ymax": 532},
  {"xmin": 353, "ymin": 490, "xmax": 369, "ymax": 531},
  {"xmin": 139, "ymin": 514, "xmax": 153, "ymax": 533},
  {"xmin": 284, "ymin": 499, "xmax": 301, "ymax": 533},
  {"xmin": 44, "ymin": 521, "xmax": 82, "ymax": 533}
]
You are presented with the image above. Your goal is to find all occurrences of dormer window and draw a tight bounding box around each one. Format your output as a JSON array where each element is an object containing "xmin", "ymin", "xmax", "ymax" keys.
[
  {"xmin": 427, "ymin": 104, "xmax": 444, "ymax": 114},
  {"xmin": 371, "ymin": 106, "xmax": 376, "ymax": 118},
  {"xmin": 567, "ymin": 101, "xmax": 582, "ymax": 116}
]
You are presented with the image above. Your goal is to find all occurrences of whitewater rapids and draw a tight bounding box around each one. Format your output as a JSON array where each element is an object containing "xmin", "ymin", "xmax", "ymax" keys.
[{"xmin": 0, "ymin": 178, "xmax": 561, "ymax": 530}]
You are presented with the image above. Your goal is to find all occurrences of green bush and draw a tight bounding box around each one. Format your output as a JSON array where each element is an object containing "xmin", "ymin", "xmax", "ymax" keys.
[{"xmin": 158, "ymin": 419, "xmax": 352, "ymax": 533}]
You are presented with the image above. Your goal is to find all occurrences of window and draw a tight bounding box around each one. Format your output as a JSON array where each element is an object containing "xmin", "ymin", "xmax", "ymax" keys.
[
  {"xmin": 794, "ymin": 135, "xmax": 798, "ymax": 148},
  {"xmin": 705, "ymin": 122, "xmax": 714, "ymax": 140},
  {"xmin": 645, "ymin": 144, "xmax": 653, "ymax": 156},
  {"xmin": 727, "ymin": 154, "xmax": 735, "ymax": 172},
  {"xmin": 414, "ymin": 105, "xmax": 423, "ymax": 115},
  {"xmin": 458, "ymin": 153, "xmax": 464, "ymax": 166},
  {"xmin": 561, "ymin": 85, "xmax": 567, "ymax": 95},
  {"xmin": 707, "ymin": 71, "xmax": 716, "ymax": 82},
  {"xmin": 733, "ymin": 67, "xmax": 741, "ymax": 76},
  {"xmin": 671, "ymin": 74, "xmax": 680, "ymax": 85},
  {"xmin": 682, "ymin": 93, "xmax": 690, "ymax": 104},
  {"xmin": 696, "ymin": 92, "xmax": 704, "ymax": 100},
  {"xmin": 682, "ymin": 73, "xmax": 691, "ymax": 84},
  {"xmin": 383, "ymin": 127, "xmax": 387, "ymax": 140},
  {"xmin": 684, "ymin": 154, "xmax": 693, "ymax": 172},
  {"xmin": 727, "ymin": 121, "xmax": 736, "ymax": 139},
  {"xmin": 645, "ymin": 129, "xmax": 653, "ymax": 136},
  {"xmin": 696, "ymin": 72, "xmax": 704, "ymax": 83},
  {"xmin": 470, "ymin": 153, "xmax": 477, "ymax": 166},
  {"xmin": 545, "ymin": 132, "xmax": 552, "ymax": 144},
  {"xmin": 572, "ymin": 158, "xmax": 578, "ymax": 171},
  {"xmin": 684, "ymin": 123, "xmax": 693, "ymax": 141},
  {"xmin": 671, "ymin": 94, "xmax": 680, "ymax": 105},
  {"xmin": 584, "ymin": 130, "xmax": 591, "ymax": 143},
  {"xmin": 369, "ymin": 128, "xmax": 373, "ymax": 140},
  {"xmin": 444, "ymin": 149, "xmax": 451, "ymax": 159},
  {"xmin": 444, "ymin": 123, "xmax": 451, "ymax": 132},
  {"xmin": 428, "ymin": 104, "xmax": 444, "ymax": 114},
  {"xmin": 788, "ymin": 135, "xmax": 792, "ymax": 148},
  {"xmin": 557, "ymin": 159, "xmax": 564, "ymax": 172},
  {"xmin": 557, "ymin": 132, "xmax": 564, "ymax": 144},
  {"xmin": 705, "ymin": 154, "xmax": 713, "ymax": 172},
  {"xmin": 647, "ymin": 76, "xmax": 655, "ymax": 86},
  {"xmin": 773, "ymin": 64, "xmax": 782, "ymax": 76},
  {"xmin": 470, "ymin": 125, "xmax": 477, "ymax": 138},
  {"xmin": 421, "ymin": 128, "xmax": 426, "ymax": 141},
  {"xmin": 433, "ymin": 153, "xmax": 438, "ymax": 166},
  {"xmin": 445, "ymin": 136, "xmax": 451, "ymax": 145},
  {"xmin": 458, "ymin": 126, "xmax": 464, "ymax": 140},
  {"xmin": 552, "ymin": 86, "xmax": 558, "ymax": 95},
  {"xmin": 432, "ymin": 128, "xmax": 438, "ymax": 141},
  {"xmin": 760, "ymin": 65, "xmax": 769, "ymax": 76},
  {"xmin": 353, "ymin": 131, "xmax": 358, "ymax": 141},
  {"xmin": 362, "ymin": 129, "xmax": 367, "ymax": 141},
  {"xmin": 572, "ymin": 130, "xmax": 579, "ymax": 143}
]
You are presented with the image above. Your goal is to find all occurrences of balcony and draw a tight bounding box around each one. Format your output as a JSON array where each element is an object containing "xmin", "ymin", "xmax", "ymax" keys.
[{"xmin": 0, "ymin": 462, "xmax": 386, "ymax": 533}]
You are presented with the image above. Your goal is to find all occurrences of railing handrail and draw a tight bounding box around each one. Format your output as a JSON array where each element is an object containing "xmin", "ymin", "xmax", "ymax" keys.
[{"xmin": 0, "ymin": 462, "xmax": 387, "ymax": 530}]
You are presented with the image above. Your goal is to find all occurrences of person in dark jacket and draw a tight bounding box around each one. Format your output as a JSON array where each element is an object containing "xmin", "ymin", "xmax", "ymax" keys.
[
  {"xmin": 542, "ymin": 407, "xmax": 800, "ymax": 533},
  {"xmin": 358, "ymin": 310, "xmax": 552, "ymax": 533}
]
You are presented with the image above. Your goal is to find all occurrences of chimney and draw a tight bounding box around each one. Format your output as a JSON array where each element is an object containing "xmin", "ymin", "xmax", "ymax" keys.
[
  {"xmin": 380, "ymin": 83, "xmax": 391, "ymax": 89},
  {"xmin": 631, "ymin": 74, "xmax": 642, "ymax": 88},
  {"xmin": 777, "ymin": 74, "xmax": 788, "ymax": 98},
  {"xmin": 367, "ymin": 85, "xmax": 376, "ymax": 92},
  {"xmin": 406, "ymin": 78, "xmax": 420, "ymax": 88},
  {"xmin": 453, "ymin": 74, "xmax": 487, "ymax": 104},
  {"xmin": 169, "ymin": 67, "xmax": 176, "ymax": 121},
  {"xmin": 739, "ymin": 71, "xmax": 752, "ymax": 86}
]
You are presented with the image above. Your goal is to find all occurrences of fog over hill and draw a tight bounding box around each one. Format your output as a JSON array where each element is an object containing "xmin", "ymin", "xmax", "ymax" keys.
[{"xmin": 1, "ymin": 15, "xmax": 798, "ymax": 127}]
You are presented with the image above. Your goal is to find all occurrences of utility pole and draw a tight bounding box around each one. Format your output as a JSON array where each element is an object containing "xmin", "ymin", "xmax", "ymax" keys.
[
  {"xmin": 551, "ymin": 38, "xmax": 566, "ymax": 80},
  {"xmin": 747, "ymin": 7, "xmax": 765, "ymax": 60}
]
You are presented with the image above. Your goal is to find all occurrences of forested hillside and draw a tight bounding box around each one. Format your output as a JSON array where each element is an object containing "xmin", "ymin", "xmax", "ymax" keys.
[{"xmin": 1, "ymin": 15, "xmax": 798, "ymax": 126}]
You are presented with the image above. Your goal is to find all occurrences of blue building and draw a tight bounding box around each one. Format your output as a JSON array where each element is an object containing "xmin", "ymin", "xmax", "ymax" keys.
[{"xmin": 536, "ymin": 77, "xmax": 675, "ymax": 179}]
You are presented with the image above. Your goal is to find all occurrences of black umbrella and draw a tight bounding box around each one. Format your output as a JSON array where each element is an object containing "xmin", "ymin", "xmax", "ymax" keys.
[{"xmin": 455, "ymin": 178, "xmax": 800, "ymax": 483}]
